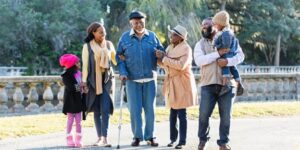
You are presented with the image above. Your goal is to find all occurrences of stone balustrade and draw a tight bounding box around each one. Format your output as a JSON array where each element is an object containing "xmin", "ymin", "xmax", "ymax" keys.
[
  {"xmin": 157, "ymin": 66, "xmax": 300, "ymax": 75},
  {"xmin": 0, "ymin": 73, "xmax": 299, "ymax": 115},
  {"xmin": 0, "ymin": 76, "xmax": 61, "ymax": 114},
  {"xmin": 237, "ymin": 66, "xmax": 300, "ymax": 74}
]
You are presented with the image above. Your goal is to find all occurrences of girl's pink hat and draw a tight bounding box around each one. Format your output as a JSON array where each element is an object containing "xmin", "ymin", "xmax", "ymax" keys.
[{"xmin": 59, "ymin": 54, "xmax": 79, "ymax": 69}]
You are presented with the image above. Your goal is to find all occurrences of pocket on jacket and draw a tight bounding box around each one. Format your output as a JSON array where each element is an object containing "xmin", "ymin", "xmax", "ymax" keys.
[
  {"xmin": 123, "ymin": 42, "xmax": 133, "ymax": 50},
  {"xmin": 123, "ymin": 42, "xmax": 134, "ymax": 65}
]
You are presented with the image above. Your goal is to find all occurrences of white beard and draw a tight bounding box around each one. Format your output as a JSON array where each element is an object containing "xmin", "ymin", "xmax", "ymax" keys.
[{"xmin": 135, "ymin": 28, "xmax": 145, "ymax": 34}]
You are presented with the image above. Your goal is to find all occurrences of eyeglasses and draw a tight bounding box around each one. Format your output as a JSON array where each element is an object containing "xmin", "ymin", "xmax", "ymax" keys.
[{"xmin": 131, "ymin": 20, "xmax": 145, "ymax": 26}]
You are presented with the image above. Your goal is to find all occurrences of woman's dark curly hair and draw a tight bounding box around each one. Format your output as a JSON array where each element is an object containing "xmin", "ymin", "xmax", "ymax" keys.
[{"xmin": 84, "ymin": 22, "xmax": 104, "ymax": 43}]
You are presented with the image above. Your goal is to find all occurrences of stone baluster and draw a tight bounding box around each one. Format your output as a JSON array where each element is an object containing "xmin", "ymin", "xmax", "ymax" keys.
[
  {"xmin": 270, "ymin": 67, "xmax": 275, "ymax": 73},
  {"xmin": 56, "ymin": 81, "xmax": 64, "ymax": 110},
  {"xmin": 26, "ymin": 83, "xmax": 40, "ymax": 112},
  {"xmin": 248, "ymin": 67, "xmax": 252, "ymax": 73},
  {"xmin": 40, "ymin": 82, "xmax": 54, "ymax": 112},
  {"xmin": 0, "ymin": 83, "xmax": 8, "ymax": 113},
  {"xmin": 265, "ymin": 67, "xmax": 269, "ymax": 73},
  {"xmin": 12, "ymin": 83, "xmax": 25, "ymax": 113}
]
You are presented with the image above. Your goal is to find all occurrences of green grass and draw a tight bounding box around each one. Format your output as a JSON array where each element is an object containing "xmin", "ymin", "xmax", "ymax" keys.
[{"xmin": 0, "ymin": 101, "xmax": 299, "ymax": 140}]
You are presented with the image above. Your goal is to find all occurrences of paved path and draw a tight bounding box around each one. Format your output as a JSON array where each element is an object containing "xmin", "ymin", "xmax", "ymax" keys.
[{"xmin": 1, "ymin": 117, "xmax": 300, "ymax": 150}]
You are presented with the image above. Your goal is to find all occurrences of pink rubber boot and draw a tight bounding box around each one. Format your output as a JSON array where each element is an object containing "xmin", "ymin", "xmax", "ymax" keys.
[
  {"xmin": 75, "ymin": 133, "xmax": 82, "ymax": 147},
  {"xmin": 66, "ymin": 134, "xmax": 75, "ymax": 147}
]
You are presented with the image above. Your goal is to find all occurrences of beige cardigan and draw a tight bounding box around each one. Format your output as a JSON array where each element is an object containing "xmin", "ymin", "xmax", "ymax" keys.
[
  {"xmin": 160, "ymin": 41, "xmax": 197, "ymax": 109},
  {"xmin": 82, "ymin": 40, "xmax": 117, "ymax": 95}
]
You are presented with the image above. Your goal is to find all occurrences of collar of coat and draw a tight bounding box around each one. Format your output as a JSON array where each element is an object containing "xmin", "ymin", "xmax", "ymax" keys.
[{"xmin": 166, "ymin": 41, "xmax": 190, "ymax": 58}]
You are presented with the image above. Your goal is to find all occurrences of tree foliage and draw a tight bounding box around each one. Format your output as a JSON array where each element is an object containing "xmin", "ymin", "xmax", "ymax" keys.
[
  {"xmin": 0, "ymin": 0, "xmax": 104, "ymax": 74},
  {"xmin": 238, "ymin": 0, "xmax": 300, "ymax": 65}
]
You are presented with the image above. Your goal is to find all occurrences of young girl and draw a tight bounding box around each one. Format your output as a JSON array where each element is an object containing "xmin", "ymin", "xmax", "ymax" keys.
[{"xmin": 59, "ymin": 54, "xmax": 85, "ymax": 147}]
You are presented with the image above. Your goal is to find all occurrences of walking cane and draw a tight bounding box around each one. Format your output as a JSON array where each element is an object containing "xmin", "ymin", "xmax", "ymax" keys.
[{"xmin": 117, "ymin": 80, "xmax": 125, "ymax": 149}]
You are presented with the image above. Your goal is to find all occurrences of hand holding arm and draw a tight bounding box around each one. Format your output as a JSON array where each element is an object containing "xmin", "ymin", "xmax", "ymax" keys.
[{"xmin": 155, "ymin": 50, "xmax": 166, "ymax": 59}]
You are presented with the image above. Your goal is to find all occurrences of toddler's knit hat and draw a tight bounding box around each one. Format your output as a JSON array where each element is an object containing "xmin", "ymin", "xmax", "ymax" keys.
[
  {"xmin": 59, "ymin": 54, "xmax": 79, "ymax": 69},
  {"xmin": 212, "ymin": 11, "xmax": 230, "ymax": 27}
]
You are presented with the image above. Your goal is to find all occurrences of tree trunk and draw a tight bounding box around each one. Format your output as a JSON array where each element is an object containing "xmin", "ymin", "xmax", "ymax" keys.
[
  {"xmin": 220, "ymin": 0, "xmax": 226, "ymax": 10},
  {"xmin": 274, "ymin": 34, "xmax": 281, "ymax": 66}
]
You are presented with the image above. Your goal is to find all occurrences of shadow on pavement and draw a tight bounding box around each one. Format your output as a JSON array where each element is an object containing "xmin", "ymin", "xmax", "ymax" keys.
[{"xmin": 19, "ymin": 145, "xmax": 174, "ymax": 150}]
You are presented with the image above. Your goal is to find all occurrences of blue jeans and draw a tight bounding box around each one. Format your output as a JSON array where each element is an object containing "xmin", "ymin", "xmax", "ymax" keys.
[
  {"xmin": 93, "ymin": 89, "xmax": 111, "ymax": 137},
  {"xmin": 222, "ymin": 66, "xmax": 240, "ymax": 81},
  {"xmin": 126, "ymin": 80, "xmax": 156, "ymax": 141},
  {"xmin": 170, "ymin": 108, "xmax": 187, "ymax": 145},
  {"xmin": 198, "ymin": 84, "xmax": 235, "ymax": 146}
]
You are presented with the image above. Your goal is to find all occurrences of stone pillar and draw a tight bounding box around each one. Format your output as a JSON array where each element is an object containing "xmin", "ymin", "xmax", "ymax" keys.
[
  {"xmin": 0, "ymin": 83, "xmax": 8, "ymax": 113},
  {"xmin": 40, "ymin": 82, "xmax": 54, "ymax": 112},
  {"xmin": 296, "ymin": 74, "xmax": 300, "ymax": 100},
  {"xmin": 26, "ymin": 83, "xmax": 40, "ymax": 112},
  {"xmin": 55, "ymin": 81, "xmax": 64, "ymax": 111},
  {"xmin": 13, "ymin": 83, "xmax": 25, "ymax": 113}
]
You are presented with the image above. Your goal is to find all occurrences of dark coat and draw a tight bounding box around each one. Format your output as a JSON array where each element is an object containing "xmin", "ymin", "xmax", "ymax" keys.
[{"xmin": 61, "ymin": 66, "xmax": 85, "ymax": 115}]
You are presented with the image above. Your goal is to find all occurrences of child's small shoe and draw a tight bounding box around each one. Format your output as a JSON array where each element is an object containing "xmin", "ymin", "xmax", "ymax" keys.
[
  {"xmin": 66, "ymin": 134, "xmax": 75, "ymax": 147},
  {"xmin": 75, "ymin": 133, "xmax": 82, "ymax": 147},
  {"xmin": 75, "ymin": 134, "xmax": 82, "ymax": 147},
  {"xmin": 236, "ymin": 82, "xmax": 244, "ymax": 96},
  {"xmin": 93, "ymin": 139, "xmax": 101, "ymax": 146}
]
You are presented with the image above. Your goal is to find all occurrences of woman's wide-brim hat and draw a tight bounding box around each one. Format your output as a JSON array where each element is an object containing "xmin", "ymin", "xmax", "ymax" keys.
[{"xmin": 168, "ymin": 25, "xmax": 188, "ymax": 40}]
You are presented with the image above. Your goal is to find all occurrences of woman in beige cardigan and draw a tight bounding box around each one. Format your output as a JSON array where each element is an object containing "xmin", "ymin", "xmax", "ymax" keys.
[
  {"xmin": 156, "ymin": 25, "xmax": 197, "ymax": 149},
  {"xmin": 82, "ymin": 22, "xmax": 117, "ymax": 147}
]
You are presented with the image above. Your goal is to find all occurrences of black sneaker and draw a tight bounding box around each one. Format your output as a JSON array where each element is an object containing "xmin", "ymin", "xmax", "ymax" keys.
[
  {"xmin": 198, "ymin": 141, "xmax": 207, "ymax": 150},
  {"xmin": 219, "ymin": 144, "xmax": 231, "ymax": 150},
  {"xmin": 236, "ymin": 82, "xmax": 244, "ymax": 96},
  {"xmin": 131, "ymin": 138, "xmax": 140, "ymax": 147},
  {"xmin": 147, "ymin": 138, "xmax": 159, "ymax": 147},
  {"xmin": 175, "ymin": 143, "xmax": 185, "ymax": 149},
  {"xmin": 167, "ymin": 141, "xmax": 174, "ymax": 147}
]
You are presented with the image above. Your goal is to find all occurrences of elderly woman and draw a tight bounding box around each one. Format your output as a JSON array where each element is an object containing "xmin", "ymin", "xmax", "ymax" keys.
[
  {"xmin": 156, "ymin": 25, "xmax": 197, "ymax": 149},
  {"xmin": 82, "ymin": 22, "xmax": 116, "ymax": 147}
]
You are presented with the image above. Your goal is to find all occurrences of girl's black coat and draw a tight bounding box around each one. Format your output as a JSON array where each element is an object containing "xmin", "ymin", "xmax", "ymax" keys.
[{"xmin": 61, "ymin": 66, "xmax": 85, "ymax": 115}]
